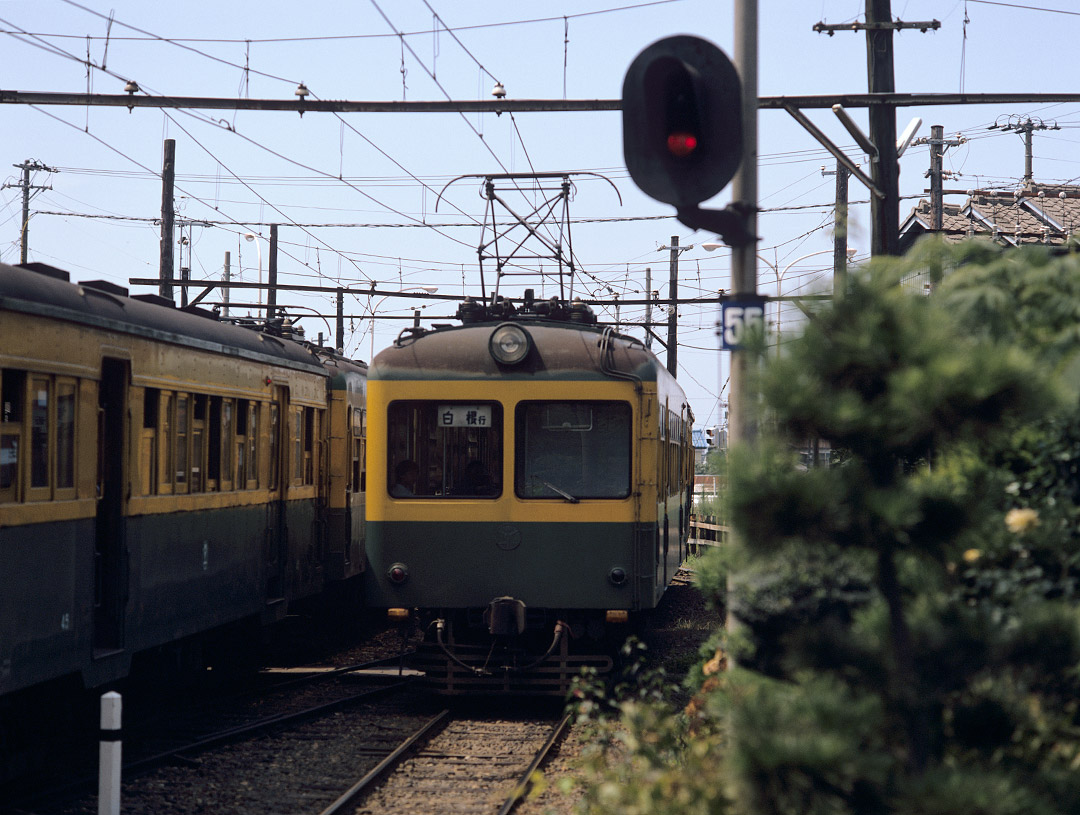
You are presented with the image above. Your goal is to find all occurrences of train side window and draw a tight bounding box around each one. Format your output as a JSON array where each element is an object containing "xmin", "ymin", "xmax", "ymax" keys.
[
  {"xmin": 234, "ymin": 398, "xmax": 247, "ymax": 488},
  {"xmin": 350, "ymin": 407, "xmax": 364, "ymax": 494},
  {"xmin": 305, "ymin": 407, "xmax": 316, "ymax": 486},
  {"xmin": 220, "ymin": 398, "xmax": 233, "ymax": 490},
  {"xmin": 246, "ymin": 401, "xmax": 258, "ymax": 488},
  {"xmin": 175, "ymin": 394, "xmax": 189, "ymax": 491},
  {"xmin": 141, "ymin": 388, "xmax": 159, "ymax": 496},
  {"xmin": 269, "ymin": 402, "xmax": 281, "ymax": 489},
  {"xmin": 1, "ymin": 369, "xmax": 26, "ymax": 501},
  {"xmin": 515, "ymin": 401, "xmax": 631, "ymax": 500},
  {"xmin": 191, "ymin": 394, "xmax": 206, "ymax": 493},
  {"xmin": 160, "ymin": 392, "xmax": 174, "ymax": 493},
  {"xmin": 55, "ymin": 379, "xmax": 76, "ymax": 494},
  {"xmin": 292, "ymin": 406, "xmax": 303, "ymax": 487},
  {"xmin": 386, "ymin": 401, "xmax": 502, "ymax": 499},
  {"xmin": 29, "ymin": 376, "xmax": 51, "ymax": 494}
]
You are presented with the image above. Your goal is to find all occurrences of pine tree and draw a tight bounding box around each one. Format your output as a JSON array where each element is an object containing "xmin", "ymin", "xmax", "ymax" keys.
[{"xmin": 710, "ymin": 241, "xmax": 1080, "ymax": 814}]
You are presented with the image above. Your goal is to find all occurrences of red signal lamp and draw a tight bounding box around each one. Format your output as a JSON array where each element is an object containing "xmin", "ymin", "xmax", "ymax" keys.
[{"xmin": 666, "ymin": 132, "xmax": 698, "ymax": 157}]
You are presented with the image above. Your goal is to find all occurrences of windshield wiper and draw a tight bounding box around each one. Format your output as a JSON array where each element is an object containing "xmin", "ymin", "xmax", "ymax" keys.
[{"xmin": 531, "ymin": 475, "xmax": 580, "ymax": 504}]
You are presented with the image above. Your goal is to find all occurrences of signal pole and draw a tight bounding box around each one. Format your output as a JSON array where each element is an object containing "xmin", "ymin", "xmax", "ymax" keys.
[
  {"xmin": 3, "ymin": 159, "xmax": 57, "ymax": 263},
  {"xmin": 730, "ymin": 0, "xmax": 759, "ymax": 446}
]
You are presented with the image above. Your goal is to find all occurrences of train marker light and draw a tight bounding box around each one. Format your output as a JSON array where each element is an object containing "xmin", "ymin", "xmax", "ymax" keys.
[
  {"xmin": 387, "ymin": 608, "xmax": 410, "ymax": 621},
  {"xmin": 608, "ymin": 567, "xmax": 628, "ymax": 586},
  {"xmin": 387, "ymin": 563, "xmax": 409, "ymax": 584},
  {"xmin": 489, "ymin": 323, "xmax": 531, "ymax": 365},
  {"xmin": 605, "ymin": 610, "xmax": 630, "ymax": 624}
]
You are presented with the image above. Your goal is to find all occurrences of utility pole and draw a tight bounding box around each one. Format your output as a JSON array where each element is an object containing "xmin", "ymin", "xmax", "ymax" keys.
[
  {"xmin": 3, "ymin": 159, "xmax": 57, "ymax": 264},
  {"xmin": 222, "ymin": 251, "xmax": 231, "ymax": 317},
  {"xmin": 865, "ymin": 0, "xmax": 900, "ymax": 257},
  {"xmin": 929, "ymin": 124, "xmax": 944, "ymax": 231},
  {"xmin": 267, "ymin": 224, "xmax": 279, "ymax": 315},
  {"xmin": 914, "ymin": 125, "xmax": 963, "ymax": 233},
  {"xmin": 667, "ymin": 235, "xmax": 679, "ymax": 377},
  {"xmin": 644, "ymin": 267, "xmax": 652, "ymax": 350},
  {"xmin": 336, "ymin": 288, "xmax": 345, "ymax": 352},
  {"xmin": 988, "ymin": 116, "xmax": 1058, "ymax": 188},
  {"xmin": 178, "ymin": 225, "xmax": 190, "ymax": 307},
  {"xmin": 822, "ymin": 162, "xmax": 851, "ymax": 296},
  {"xmin": 159, "ymin": 139, "xmax": 176, "ymax": 301}
]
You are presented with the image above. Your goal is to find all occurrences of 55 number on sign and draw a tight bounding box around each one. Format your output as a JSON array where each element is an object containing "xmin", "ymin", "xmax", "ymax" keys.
[{"xmin": 720, "ymin": 299, "xmax": 766, "ymax": 350}]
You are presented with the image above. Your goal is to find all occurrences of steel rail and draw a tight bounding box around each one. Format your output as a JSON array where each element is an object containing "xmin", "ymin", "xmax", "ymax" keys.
[
  {"xmin": 497, "ymin": 712, "xmax": 574, "ymax": 815},
  {"xmin": 124, "ymin": 681, "xmax": 410, "ymax": 777},
  {"xmin": 317, "ymin": 709, "xmax": 451, "ymax": 815}
]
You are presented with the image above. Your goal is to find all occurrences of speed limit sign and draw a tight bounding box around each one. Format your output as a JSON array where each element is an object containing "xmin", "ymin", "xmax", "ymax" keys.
[{"xmin": 720, "ymin": 299, "xmax": 765, "ymax": 350}]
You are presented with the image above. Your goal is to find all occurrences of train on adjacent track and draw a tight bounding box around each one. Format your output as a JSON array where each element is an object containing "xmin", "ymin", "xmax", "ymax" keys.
[
  {"xmin": 0, "ymin": 260, "xmax": 368, "ymax": 712},
  {"xmin": 365, "ymin": 290, "xmax": 694, "ymax": 693},
  {"xmin": 1, "ymin": 259, "xmax": 693, "ymax": 709}
]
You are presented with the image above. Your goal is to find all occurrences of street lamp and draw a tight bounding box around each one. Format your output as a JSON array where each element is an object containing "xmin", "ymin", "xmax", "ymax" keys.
[
  {"xmin": 243, "ymin": 233, "xmax": 263, "ymax": 307},
  {"xmin": 368, "ymin": 286, "xmax": 439, "ymax": 361}
]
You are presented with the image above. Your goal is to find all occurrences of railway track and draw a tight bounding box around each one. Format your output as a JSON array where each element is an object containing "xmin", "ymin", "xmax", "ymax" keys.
[
  {"xmin": 320, "ymin": 708, "xmax": 572, "ymax": 815},
  {"xmin": 10, "ymin": 677, "xmax": 571, "ymax": 815},
  {"xmin": 3, "ymin": 656, "xmax": 415, "ymax": 814}
]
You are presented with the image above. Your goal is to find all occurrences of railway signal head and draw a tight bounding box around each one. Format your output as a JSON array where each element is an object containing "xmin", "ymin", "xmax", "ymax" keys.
[{"xmin": 622, "ymin": 35, "xmax": 743, "ymax": 208}]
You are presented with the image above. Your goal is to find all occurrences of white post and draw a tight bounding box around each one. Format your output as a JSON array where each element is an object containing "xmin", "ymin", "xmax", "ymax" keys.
[{"xmin": 98, "ymin": 691, "xmax": 122, "ymax": 815}]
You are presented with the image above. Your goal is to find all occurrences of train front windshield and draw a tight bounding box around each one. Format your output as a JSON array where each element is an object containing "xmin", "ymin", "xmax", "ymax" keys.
[
  {"xmin": 387, "ymin": 401, "xmax": 503, "ymax": 498},
  {"xmin": 515, "ymin": 401, "xmax": 631, "ymax": 500}
]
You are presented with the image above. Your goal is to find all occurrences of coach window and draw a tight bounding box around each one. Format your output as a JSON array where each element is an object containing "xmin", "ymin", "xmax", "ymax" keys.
[
  {"xmin": 350, "ymin": 407, "xmax": 364, "ymax": 493},
  {"xmin": 191, "ymin": 394, "xmax": 206, "ymax": 493},
  {"xmin": 246, "ymin": 401, "xmax": 259, "ymax": 488},
  {"xmin": 306, "ymin": 408, "xmax": 318, "ymax": 486},
  {"xmin": 56, "ymin": 380, "xmax": 76, "ymax": 494},
  {"xmin": 160, "ymin": 392, "xmax": 174, "ymax": 493},
  {"xmin": 235, "ymin": 399, "xmax": 248, "ymax": 487},
  {"xmin": 515, "ymin": 401, "xmax": 631, "ymax": 500},
  {"xmin": 292, "ymin": 407, "xmax": 303, "ymax": 487},
  {"xmin": 386, "ymin": 401, "xmax": 502, "ymax": 498},
  {"xmin": 28, "ymin": 376, "xmax": 51, "ymax": 497},
  {"xmin": 140, "ymin": 389, "xmax": 159, "ymax": 495},
  {"xmin": 1, "ymin": 370, "xmax": 25, "ymax": 501},
  {"xmin": 175, "ymin": 394, "xmax": 189, "ymax": 491},
  {"xmin": 269, "ymin": 402, "xmax": 281, "ymax": 489},
  {"xmin": 221, "ymin": 398, "xmax": 233, "ymax": 490}
]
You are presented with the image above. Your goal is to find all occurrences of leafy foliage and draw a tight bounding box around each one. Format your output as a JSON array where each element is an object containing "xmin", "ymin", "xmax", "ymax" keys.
[{"xmin": 570, "ymin": 241, "xmax": 1080, "ymax": 814}]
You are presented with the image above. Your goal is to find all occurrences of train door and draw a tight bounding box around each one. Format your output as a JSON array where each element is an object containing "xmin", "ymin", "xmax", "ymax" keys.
[
  {"xmin": 264, "ymin": 385, "xmax": 289, "ymax": 612},
  {"xmin": 94, "ymin": 358, "xmax": 128, "ymax": 654}
]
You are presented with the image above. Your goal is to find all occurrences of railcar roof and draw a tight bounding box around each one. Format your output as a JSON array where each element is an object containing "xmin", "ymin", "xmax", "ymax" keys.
[
  {"xmin": 370, "ymin": 319, "xmax": 667, "ymax": 383},
  {"xmin": 0, "ymin": 261, "xmax": 325, "ymax": 374}
]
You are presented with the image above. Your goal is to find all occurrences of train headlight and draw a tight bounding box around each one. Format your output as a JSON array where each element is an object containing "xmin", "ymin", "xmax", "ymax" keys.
[
  {"xmin": 387, "ymin": 562, "xmax": 409, "ymax": 584},
  {"xmin": 489, "ymin": 323, "xmax": 531, "ymax": 365},
  {"xmin": 609, "ymin": 567, "xmax": 628, "ymax": 586}
]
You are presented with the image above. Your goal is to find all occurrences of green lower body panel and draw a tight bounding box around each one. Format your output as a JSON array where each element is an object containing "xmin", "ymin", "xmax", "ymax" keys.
[{"xmin": 365, "ymin": 520, "xmax": 658, "ymax": 611}]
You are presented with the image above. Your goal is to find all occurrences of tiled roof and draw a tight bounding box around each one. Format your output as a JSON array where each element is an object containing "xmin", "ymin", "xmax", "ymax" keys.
[{"xmin": 900, "ymin": 184, "xmax": 1080, "ymax": 250}]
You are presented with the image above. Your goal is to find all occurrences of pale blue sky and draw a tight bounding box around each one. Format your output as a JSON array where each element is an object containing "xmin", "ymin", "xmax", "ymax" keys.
[{"xmin": 2, "ymin": 0, "xmax": 1078, "ymax": 426}]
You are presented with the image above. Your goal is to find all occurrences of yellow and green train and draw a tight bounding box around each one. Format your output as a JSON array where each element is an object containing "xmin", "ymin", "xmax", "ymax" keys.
[
  {"xmin": 1, "ymin": 258, "xmax": 692, "ymax": 708},
  {"xmin": 365, "ymin": 292, "xmax": 694, "ymax": 693},
  {"xmin": 0, "ymin": 261, "xmax": 367, "ymax": 711}
]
